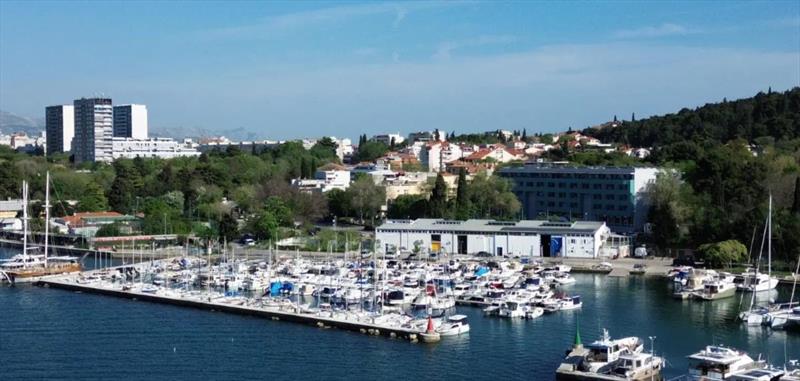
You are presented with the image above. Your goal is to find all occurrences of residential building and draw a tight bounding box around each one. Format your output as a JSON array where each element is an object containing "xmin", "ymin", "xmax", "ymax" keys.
[
  {"xmin": 419, "ymin": 142, "xmax": 464, "ymax": 172},
  {"xmin": 73, "ymin": 97, "xmax": 113, "ymax": 163},
  {"xmin": 45, "ymin": 105, "xmax": 74, "ymax": 154},
  {"xmin": 408, "ymin": 130, "xmax": 446, "ymax": 143},
  {"xmin": 113, "ymin": 104, "xmax": 148, "ymax": 139},
  {"xmin": 198, "ymin": 139, "xmax": 283, "ymax": 154},
  {"xmin": 498, "ymin": 163, "xmax": 660, "ymax": 233},
  {"xmin": 351, "ymin": 163, "xmax": 398, "ymax": 184},
  {"xmin": 111, "ymin": 137, "xmax": 201, "ymax": 159},
  {"xmin": 292, "ymin": 163, "xmax": 351, "ymax": 194},
  {"xmin": 376, "ymin": 218, "xmax": 611, "ymax": 258},
  {"xmin": 463, "ymin": 145, "xmax": 525, "ymax": 163},
  {"xmin": 53, "ymin": 211, "xmax": 137, "ymax": 237},
  {"xmin": 371, "ymin": 133, "xmax": 405, "ymax": 146}
]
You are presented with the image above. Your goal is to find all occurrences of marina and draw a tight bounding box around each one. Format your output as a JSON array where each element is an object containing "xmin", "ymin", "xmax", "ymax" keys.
[{"xmin": 3, "ymin": 246, "xmax": 799, "ymax": 380}]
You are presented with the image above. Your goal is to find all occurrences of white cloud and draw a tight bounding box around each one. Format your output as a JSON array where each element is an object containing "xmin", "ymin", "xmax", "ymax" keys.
[
  {"xmin": 613, "ymin": 23, "xmax": 694, "ymax": 39},
  {"xmin": 433, "ymin": 35, "xmax": 517, "ymax": 60},
  {"xmin": 199, "ymin": 1, "xmax": 466, "ymax": 40}
]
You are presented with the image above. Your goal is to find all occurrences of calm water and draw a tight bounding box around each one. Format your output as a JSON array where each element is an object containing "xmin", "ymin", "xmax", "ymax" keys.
[{"xmin": 1, "ymin": 247, "xmax": 798, "ymax": 380}]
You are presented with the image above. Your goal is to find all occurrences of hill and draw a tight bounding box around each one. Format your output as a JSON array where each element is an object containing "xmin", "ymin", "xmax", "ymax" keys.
[
  {"xmin": 0, "ymin": 110, "xmax": 44, "ymax": 136},
  {"xmin": 584, "ymin": 87, "xmax": 800, "ymax": 148}
]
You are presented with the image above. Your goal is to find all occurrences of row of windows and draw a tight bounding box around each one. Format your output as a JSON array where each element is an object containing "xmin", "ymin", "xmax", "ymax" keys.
[
  {"xmin": 503, "ymin": 172, "xmax": 634, "ymax": 180},
  {"xmin": 535, "ymin": 201, "xmax": 629, "ymax": 211},
  {"xmin": 531, "ymin": 191, "xmax": 630, "ymax": 201},
  {"xmin": 518, "ymin": 181, "xmax": 629, "ymax": 191}
]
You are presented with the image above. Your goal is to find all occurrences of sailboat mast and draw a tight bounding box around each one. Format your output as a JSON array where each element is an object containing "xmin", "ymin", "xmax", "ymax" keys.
[
  {"xmin": 44, "ymin": 171, "xmax": 50, "ymax": 265},
  {"xmin": 768, "ymin": 195, "xmax": 772, "ymax": 276},
  {"xmin": 22, "ymin": 181, "xmax": 29, "ymax": 267},
  {"xmin": 789, "ymin": 254, "xmax": 800, "ymax": 306}
]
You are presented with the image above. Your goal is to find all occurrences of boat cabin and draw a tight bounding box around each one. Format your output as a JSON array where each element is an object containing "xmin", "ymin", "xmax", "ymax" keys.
[{"xmin": 687, "ymin": 346, "xmax": 755, "ymax": 380}]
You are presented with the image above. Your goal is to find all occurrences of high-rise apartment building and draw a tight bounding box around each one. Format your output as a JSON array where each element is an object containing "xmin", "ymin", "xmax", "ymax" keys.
[
  {"xmin": 72, "ymin": 97, "xmax": 113, "ymax": 163},
  {"xmin": 113, "ymin": 104, "xmax": 148, "ymax": 139},
  {"xmin": 45, "ymin": 105, "xmax": 74, "ymax": 154}
]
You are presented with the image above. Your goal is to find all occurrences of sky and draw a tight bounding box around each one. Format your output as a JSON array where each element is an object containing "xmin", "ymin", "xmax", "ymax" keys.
[{"xmin": 1, "ymin": 1, "xmax": 799, "ymax": 140}]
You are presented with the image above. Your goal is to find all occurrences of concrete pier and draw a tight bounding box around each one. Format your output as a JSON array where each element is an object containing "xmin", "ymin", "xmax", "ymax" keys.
[{"xmin": 35, "ymin": 276, "xmax": 423, "ymax": 343}]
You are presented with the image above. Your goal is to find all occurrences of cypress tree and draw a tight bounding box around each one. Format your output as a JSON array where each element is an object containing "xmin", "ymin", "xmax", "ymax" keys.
[
  {"xmin": 793, "ymin": 177, "xmax": 800, "ymax": 214},
  {"xmin": 429, "ymin": 173, "xmax": 449, "ymax": 218},
  {"xmin": 456, "ymin": 168, "xmax": 468, "ymax": 207}
]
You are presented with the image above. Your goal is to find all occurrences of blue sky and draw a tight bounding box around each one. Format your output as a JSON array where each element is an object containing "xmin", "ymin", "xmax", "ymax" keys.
[{"xmin": 1, "ymin": 1, "xmax": 798, "ymax": 140}]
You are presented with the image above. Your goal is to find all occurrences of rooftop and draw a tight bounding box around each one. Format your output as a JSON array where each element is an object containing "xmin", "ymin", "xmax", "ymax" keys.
[{"xmin": 377, "ymin": 218, "xmax": 606, "ymax": 234}]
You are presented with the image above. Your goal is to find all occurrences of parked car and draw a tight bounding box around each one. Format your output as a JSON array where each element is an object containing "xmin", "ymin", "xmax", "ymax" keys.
[{"xmin": 475, "ymin": 251, "xmax": 493, "ymax": 258}]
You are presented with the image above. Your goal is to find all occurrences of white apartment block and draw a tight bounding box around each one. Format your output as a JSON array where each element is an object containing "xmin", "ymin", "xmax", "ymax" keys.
[
  {"xmin": 419, "ymin": 142, "xmax": 464, "ymax": 172},
  {"xmin": 45, "ymin": 105, "xmax": 74, "ymax": 154},
  {"xmin": 111, "ymin": 137, "xmax": 200, "ymax": 160},
  {"xmin": 113, "ymin": 104, "xmax": 148, "ymax": 139}
]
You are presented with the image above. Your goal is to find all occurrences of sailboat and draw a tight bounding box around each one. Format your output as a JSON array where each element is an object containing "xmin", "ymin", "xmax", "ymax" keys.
[
  {"xmin": 0, "ymin": 173, "xmax": 81, "ymax": 284},
  {"xmin": 737, "ymin": 195, "xmax": 779, "ymax": 293}
]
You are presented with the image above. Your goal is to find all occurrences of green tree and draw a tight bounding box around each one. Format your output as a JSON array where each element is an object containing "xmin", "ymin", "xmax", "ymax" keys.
[
  {"xmin": 217, "ymin": 212, "xmax": 239, "ymax": 242},
  {"xmin": 354, "ymin": 141, "xmax": 389, "ymax": 163},
  {"xmin": 645, "ymin": 171, "xmax": 692, "ymax": 248},
  {"xmin": 78, "ymin": 182, "xmax": 108, "ymax": 212},
  {"xmin": 697, "ymin": 240, "xmax": 747, "ymax": 268},
  {"xmin": 793, "ymin": 177, "xmax": 800, "ymax": 214},
  {"xmin": 387, "ymin": 194, "xmax": 428, "ymax": 219},
  {"xmin": 347, "ymin": 176, "xmax": 385, "ymax": 224},
  {"xmin": 428, "ymin": 173, "xmax": 449, "ymax": 218}
]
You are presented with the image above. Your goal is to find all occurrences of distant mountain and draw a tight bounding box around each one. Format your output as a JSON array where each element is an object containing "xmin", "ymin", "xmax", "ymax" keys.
[
  {"xmin": 150, "ymin": 125, "xmax": 262, "ymax": 141},
  {"xmin": 0, "ymin": 110, "xmax": 44, "ymax": 136}
]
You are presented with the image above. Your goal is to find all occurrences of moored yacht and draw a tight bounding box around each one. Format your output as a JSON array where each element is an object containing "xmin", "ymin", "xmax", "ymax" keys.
[
  {"xmin": 686, "ymin": 345, "xmax": 757, "ymax": 380},
  {"xmin": 693, "ymin": 273, "xmax": 737, "ymax": 301},
  {"xmin": 436, "ymin": 314, "xmax": 470, "ymax": 336},
  {"xmin": 556, "ymin": 329, "xmax": 664, "ymax": 381}
]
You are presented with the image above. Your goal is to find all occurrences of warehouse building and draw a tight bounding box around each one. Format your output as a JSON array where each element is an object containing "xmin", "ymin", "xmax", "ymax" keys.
[{"xmin": 375, "ymin": 218, "xmax": 611, "ymax": 258}]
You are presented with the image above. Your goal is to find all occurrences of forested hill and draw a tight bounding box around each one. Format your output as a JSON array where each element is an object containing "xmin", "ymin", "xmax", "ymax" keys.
[{"xmin": 584, "ymin": 87, "xmax": 800, "ymax": 148}]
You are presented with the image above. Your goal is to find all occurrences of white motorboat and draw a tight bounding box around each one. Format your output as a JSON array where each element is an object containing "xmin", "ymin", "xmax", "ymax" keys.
[
  {"xmin": 693, "ymin": 273, "xmax": 737, "ymax": 301},
  {"xmin": 556, "ymin": 329, "xmax": 663, "ymax": 381},
  {"xmin": 544, "ymin": 295, "xmax": 582, "ymax": 313},
  {"xmin": 499, "ymin": 300, "xmax": 528, "ymax": 318},
  {"xmin": 436, "ymin": 314, "xmax": 470, "ymax": 336},
  {"xmin": 525, "ymin": 306, "xmax": 544, "ymax": 319},
  {"xmin": 737, "ymin": 270, "xmax": 779, "ymax": 293},
  {"xmin": 686, "ymin": 346, "xmax": 757, "ymax": 380}
]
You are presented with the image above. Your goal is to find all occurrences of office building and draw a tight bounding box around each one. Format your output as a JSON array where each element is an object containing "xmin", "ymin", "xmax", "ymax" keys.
[
  {"xmin": 45, "ymin": 105, "xmax": 74, "ymax": 154},
  {"xmin": 113, "ymin": 104, "xmax": 148, "ymax": 139},
  {"xmin": 73, "ymin": 97, "xmax": 113, "ymax": 163},
  {"xmin": 375, "ymin": 218, "xmax": 611, "ymax": 258},
  {"xmin": 498, "ymin": 163, "xmax": 659, "ymax": 233}
]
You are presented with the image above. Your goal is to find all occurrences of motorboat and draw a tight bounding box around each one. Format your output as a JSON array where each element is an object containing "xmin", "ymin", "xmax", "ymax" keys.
[
  {"xmin": 686, "ymin": 346, "xmax": 757, "ymax": 380},
  {"xmin": 499, "ymin": 300, "xmax": 529, "ymax": 318},
  {"xmin": 611, "ymin": 351, "xmax": 664, "ymax": 380},
  {"xmin": 544, "ymin": 295, "xmax": 582, "ymax": 313},
  {"xmin": 737, "ymin": 269, "xmax": 779, "ymax": 293},
  {"xmin": 556, "ymin": 329, "xmax": 663, "ymax": 381},
  {"xmin": 692, "ymin": 273, "xmax": 737, "ymax": 301},
  {"xmin": 436, "ymin": 314, "xmax": 470, "ymax": 336}
]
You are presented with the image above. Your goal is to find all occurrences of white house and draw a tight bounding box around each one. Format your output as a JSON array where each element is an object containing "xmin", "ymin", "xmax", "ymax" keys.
[
  {"xmin": 419, "ymin": 142, "xmax": 464, "ymax": 172},
  {"xmin": 293, "ymin": 163, "xmax": 351, "ymax": 193}
]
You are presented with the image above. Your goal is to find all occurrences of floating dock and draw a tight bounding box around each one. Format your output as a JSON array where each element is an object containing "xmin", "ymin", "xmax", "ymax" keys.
[{"xmin": 35, "ymin": 275, "xmax": 425, "ymax": 343}]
